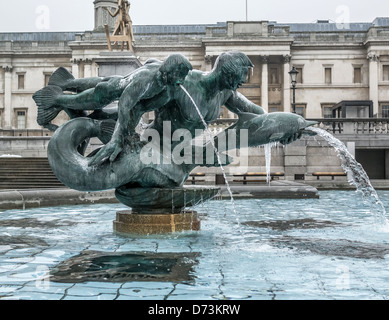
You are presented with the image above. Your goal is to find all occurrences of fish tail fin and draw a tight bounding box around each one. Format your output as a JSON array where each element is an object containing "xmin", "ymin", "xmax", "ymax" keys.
[
  {"xmin": 48, "ymin": 67, "xmax": 75, "ymax": 90},
  {"xmin": 33, "ymin": 85, "xmax": 63, "ymax": 126},
  {"xmin": 98, "ymin": 119, "xmax": 117, "ymax": 144}
]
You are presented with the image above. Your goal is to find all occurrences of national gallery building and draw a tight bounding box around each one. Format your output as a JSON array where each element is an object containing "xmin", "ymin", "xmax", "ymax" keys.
[
  {"xmin": 1, "ymin": 0, "xmax": 389, "ymax": 182},
  {"xmin": 1, "ymin": 0, "xmax": 389, "ymax": 130}
]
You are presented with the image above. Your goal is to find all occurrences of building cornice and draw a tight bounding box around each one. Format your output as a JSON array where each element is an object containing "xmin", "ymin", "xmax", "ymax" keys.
[
  {"xmin": 364, "ymin": 39, "xmax": 389, "ymax": 46},
  {"xmin": 202, "ymin": 37, "xmax": 294, "ymax": 46},
  {"xmin": 291, "ymin": 42, "xmax": 366, "ymax": 51}
]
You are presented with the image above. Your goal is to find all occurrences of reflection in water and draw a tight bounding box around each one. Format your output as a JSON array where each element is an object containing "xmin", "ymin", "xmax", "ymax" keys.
[
  {"xmin": 0, "ymin": 218, "xmax": 76, "ymax": 229},
  {"xmin": 242, "ymin": 218, "xmax": 343, "ymax": 231},
  {"xmin": 272, "ymin": 236, "xmax": 389, "ymax": 259},
  {"xmin": 50, "ymin": 250, "xmax": 200, "ymax": 283}
]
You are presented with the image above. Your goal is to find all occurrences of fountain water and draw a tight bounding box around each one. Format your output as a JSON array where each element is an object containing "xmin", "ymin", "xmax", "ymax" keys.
[
  {"xmin": 2, "ymin": 190, "xmax": 389, "ymax": 300},
  {"xmin": 307, "ymin": 127, "xmax": 389, "ymax": 228},
  {"xmin": 264, "ymin": 142, "xmax": 278, "ymax": 185},
  {"xmin": 179, "ymin": 85, "xmax": 240, "ymax": 226}
]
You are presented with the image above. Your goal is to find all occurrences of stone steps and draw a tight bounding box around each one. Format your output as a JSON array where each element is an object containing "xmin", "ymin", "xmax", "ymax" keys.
[{"xmin": 0, "ymin": 158, "xmax": 66, "ymax": 189}]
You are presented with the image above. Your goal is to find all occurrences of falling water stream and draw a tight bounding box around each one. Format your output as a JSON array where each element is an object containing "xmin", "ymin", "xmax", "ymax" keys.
[
  {"xmin": 307, "ymin": 127, "xmax": 389, "ymax": 228},
  {"xmin": 179, "ymin": 85, "xmax": 240, "ymax": 225},
  {"xmin": 264, "ymin": 142, "xmax": 278, "ymax": 185}
]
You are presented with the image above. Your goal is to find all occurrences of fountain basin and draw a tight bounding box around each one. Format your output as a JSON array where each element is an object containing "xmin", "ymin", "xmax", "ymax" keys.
[
  {"xmin": 113, "ymin": 185, "xmax": 220, "ymax": 234},
  {"xmin": 1, "ymin": 190, "xmax": 389, "ymax": 300},
  {"xmin": 114, "ymin": 185, "xmax": 220, "ymax": 214}
]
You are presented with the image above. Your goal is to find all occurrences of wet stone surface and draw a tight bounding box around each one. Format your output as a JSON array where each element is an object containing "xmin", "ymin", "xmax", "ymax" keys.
[{"xmin": 0, "ymin": 235, "xmax": 49, "ymax": 248}]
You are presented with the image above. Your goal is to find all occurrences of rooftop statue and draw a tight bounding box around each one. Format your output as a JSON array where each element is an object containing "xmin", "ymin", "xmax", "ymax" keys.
[
  {"xmin": 104, "ymin": 0, "xmax": 134, "ymax": 51},
  {"xmin": 33, "ymin": 51, "xmax": 316, "ymax": 209}
]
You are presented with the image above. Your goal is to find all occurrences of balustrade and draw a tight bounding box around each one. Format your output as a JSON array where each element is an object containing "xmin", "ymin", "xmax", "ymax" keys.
[
  {"xmin": 2, "ymin": 118, "xmax": 389, "ymax": 137},
  {"xmin": 307, "ymin": 118, "xmax": 389, "ymax": 135}
]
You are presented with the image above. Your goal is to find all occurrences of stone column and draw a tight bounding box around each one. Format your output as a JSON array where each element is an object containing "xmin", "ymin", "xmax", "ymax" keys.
[
  {"xmin": 71, "ymin": 59, "xmax": 81, "ymax": 78},
  {"xmin": 368, "ymin": 53, "xmax": 379, "ymax": 116},
  {"xmin": 84, "ymin": 59, "xmax": 93, "ymax": 78},
  {"xmin": 261, "ymin": 56, "xmax": 269, "ymax": 112},
  {"xmin": 283, "ymin": 55, "xmax": 292, "ymax": 113},
  {"xmin": 2, "ymin": 66, "xmax": 13, "ymax": 129}
]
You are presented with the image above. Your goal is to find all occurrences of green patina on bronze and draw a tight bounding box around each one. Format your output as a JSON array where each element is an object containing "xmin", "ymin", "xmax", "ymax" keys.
[{"xmin": 33, "ymin": 51, "xmax": 316, "ymax": 210}]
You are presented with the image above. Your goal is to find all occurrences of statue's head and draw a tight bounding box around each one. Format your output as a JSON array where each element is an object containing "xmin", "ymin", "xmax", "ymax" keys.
[
  {"xmin": 160, "ymin": 54, "xmax": 193, "ymax": 87},
  {"xmin": 213, "ymin": 51, "xmax": 254, "ymax": 90}
]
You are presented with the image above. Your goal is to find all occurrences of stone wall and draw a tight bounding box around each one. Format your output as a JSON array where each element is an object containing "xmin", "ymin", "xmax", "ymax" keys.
[{"xmin": 0, "ymin": 136, "xmax": 50, "ymax": 158}]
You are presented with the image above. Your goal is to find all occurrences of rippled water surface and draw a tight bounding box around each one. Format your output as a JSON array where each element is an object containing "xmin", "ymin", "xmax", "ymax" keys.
[{"xmin": 1, "ymin": 190, "xmax": 389, "ymax": 300}]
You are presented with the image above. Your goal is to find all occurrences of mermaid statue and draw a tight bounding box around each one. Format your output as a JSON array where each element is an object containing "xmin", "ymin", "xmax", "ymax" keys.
[{"xmin": 33, "ymin": 51, "xmax": 316, "ymax": 210}]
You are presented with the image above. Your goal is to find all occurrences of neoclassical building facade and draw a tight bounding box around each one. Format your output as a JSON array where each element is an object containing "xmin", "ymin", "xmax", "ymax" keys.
[
  {"xmin": 1, "ymin": 1, "xmax": 389, "ymax": 181},
  {"xmin": 1, "ymin": 1, "xmax": 389, "ymax": 131}
]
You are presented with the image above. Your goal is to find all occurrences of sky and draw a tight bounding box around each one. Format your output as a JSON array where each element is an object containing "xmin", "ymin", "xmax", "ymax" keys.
[{"xmin": 0, "ymin": 0, "xmax": 388, "ymax": 33}]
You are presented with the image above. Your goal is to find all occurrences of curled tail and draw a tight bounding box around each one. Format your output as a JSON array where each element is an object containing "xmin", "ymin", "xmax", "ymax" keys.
[
  {"xmin": 47, "ymin": 117, "xmax": 139, "ymax": 191},
  {"xmin": 32, "ymin": 85, "xmax": 63, "ymax": 126},
  {"xmin": 48, "ymin": 67, "xmax": 75, "ymax": 90}
]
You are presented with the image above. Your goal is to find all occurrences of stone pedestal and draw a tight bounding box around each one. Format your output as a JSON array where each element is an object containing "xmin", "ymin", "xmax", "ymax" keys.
[
  {"xmin": 113, "ymin": 210, "xmax": 201, "ymax": 234},
  {"xmin": 113, "ymin": 186, "xmax": 220, "ymax": 234},
  {"xmin": 95, "ymin": 51, "xmax": 142, "ymax": 77},
  {"xmin": 94, "ymin": 51, "xmax": 142, "ymax": 116}
]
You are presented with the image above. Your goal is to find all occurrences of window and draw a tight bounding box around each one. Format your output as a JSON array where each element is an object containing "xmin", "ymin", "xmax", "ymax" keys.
[
  {"xmin": 17, "ymin": 111, "xmax": 26, "ymax": 129},
  {"xmin": 219, "ymin": 106, "xmax": 230, "ymax": 119},
  {"xmin": 269, "ymin": 105, "xmax": 282, "ymax": 113},
  {"xmin": 321, "ymin": 104, "xmax": 334, "ymax": 118},
  {"xmin": 18, "ymin": 74, "xmax": 25, "ymax": 90},
  {"xmin": 246, "ymin": 71, "xmax": 251, "ymax": 83},
  {"xmin": 383, "ymin": 65, "xmax": 389, "ymax": 81},
  {"xmin": 354, "ymin": 67, "xmax": 362, "ymax": 84},
  {"xmin": 382, "ymin": 105, "xmax": 389, "ymax": 118},
  {"xmin": 294, "ymin": 104, "xmax": 306, "ymax": 118},
  {"xmin": 325, "ymin": 68, "xmax": 332, "ymax": 84},
  {"xmin": 44, "ymin": 73, "xmax": 51, "ymax": 86},
  {"xmin": 0, "ymin": 110, "xmax": 2, "ymax": 128},
  {"xmin": 296, "ymin": 68, "xmax": 303, "ymax": 84},
  {"xmin": 269, "ymin": 67, "xmax": 279, "ymax": 84}
]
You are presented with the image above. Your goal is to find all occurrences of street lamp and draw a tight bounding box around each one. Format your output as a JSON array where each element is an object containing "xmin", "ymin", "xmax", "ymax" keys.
[{"xmin": 289, "ymin": 66, "xmax": 299, "ymax": 114}]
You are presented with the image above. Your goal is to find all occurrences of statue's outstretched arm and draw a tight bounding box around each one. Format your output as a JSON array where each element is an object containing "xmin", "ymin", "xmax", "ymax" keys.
[
  {"xmin": 224, "ymin": 91, "xmax": 266, "ymax": 116},
  {"xmin": 216, "ymin": 91, "xmax": 316, "ymax": 150}
]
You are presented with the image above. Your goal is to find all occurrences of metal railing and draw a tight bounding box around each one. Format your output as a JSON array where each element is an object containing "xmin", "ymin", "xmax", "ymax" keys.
[{"xmin": 212, "ymin": 118, "xmax": 389, "ymax": 135}]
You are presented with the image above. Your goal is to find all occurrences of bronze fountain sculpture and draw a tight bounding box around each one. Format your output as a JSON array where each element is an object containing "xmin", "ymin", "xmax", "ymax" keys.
[{"xmin": 33, "ymin": 51, "xmax": 317, "ymax": 233}]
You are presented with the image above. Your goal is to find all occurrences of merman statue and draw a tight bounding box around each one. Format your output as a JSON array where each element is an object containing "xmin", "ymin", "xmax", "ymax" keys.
[{"xmin": 33, "ymin": 51, "xmax": 316, "ymax": 205}]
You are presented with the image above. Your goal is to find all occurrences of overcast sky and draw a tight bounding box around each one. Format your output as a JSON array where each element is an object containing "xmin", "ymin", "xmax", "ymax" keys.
[{"xmin": 0, "ymin": 0, "xmax": 388, "ymax": 32}]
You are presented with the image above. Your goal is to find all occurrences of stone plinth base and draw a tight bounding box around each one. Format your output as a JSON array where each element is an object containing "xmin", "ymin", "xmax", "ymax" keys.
[
  {"xmin": 95, "ymin": 52, "xmax": 142, "ymax": 77},
  {"xmin": 113, "ymin": 210, "xmax": 200, "ymax": 234}
]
